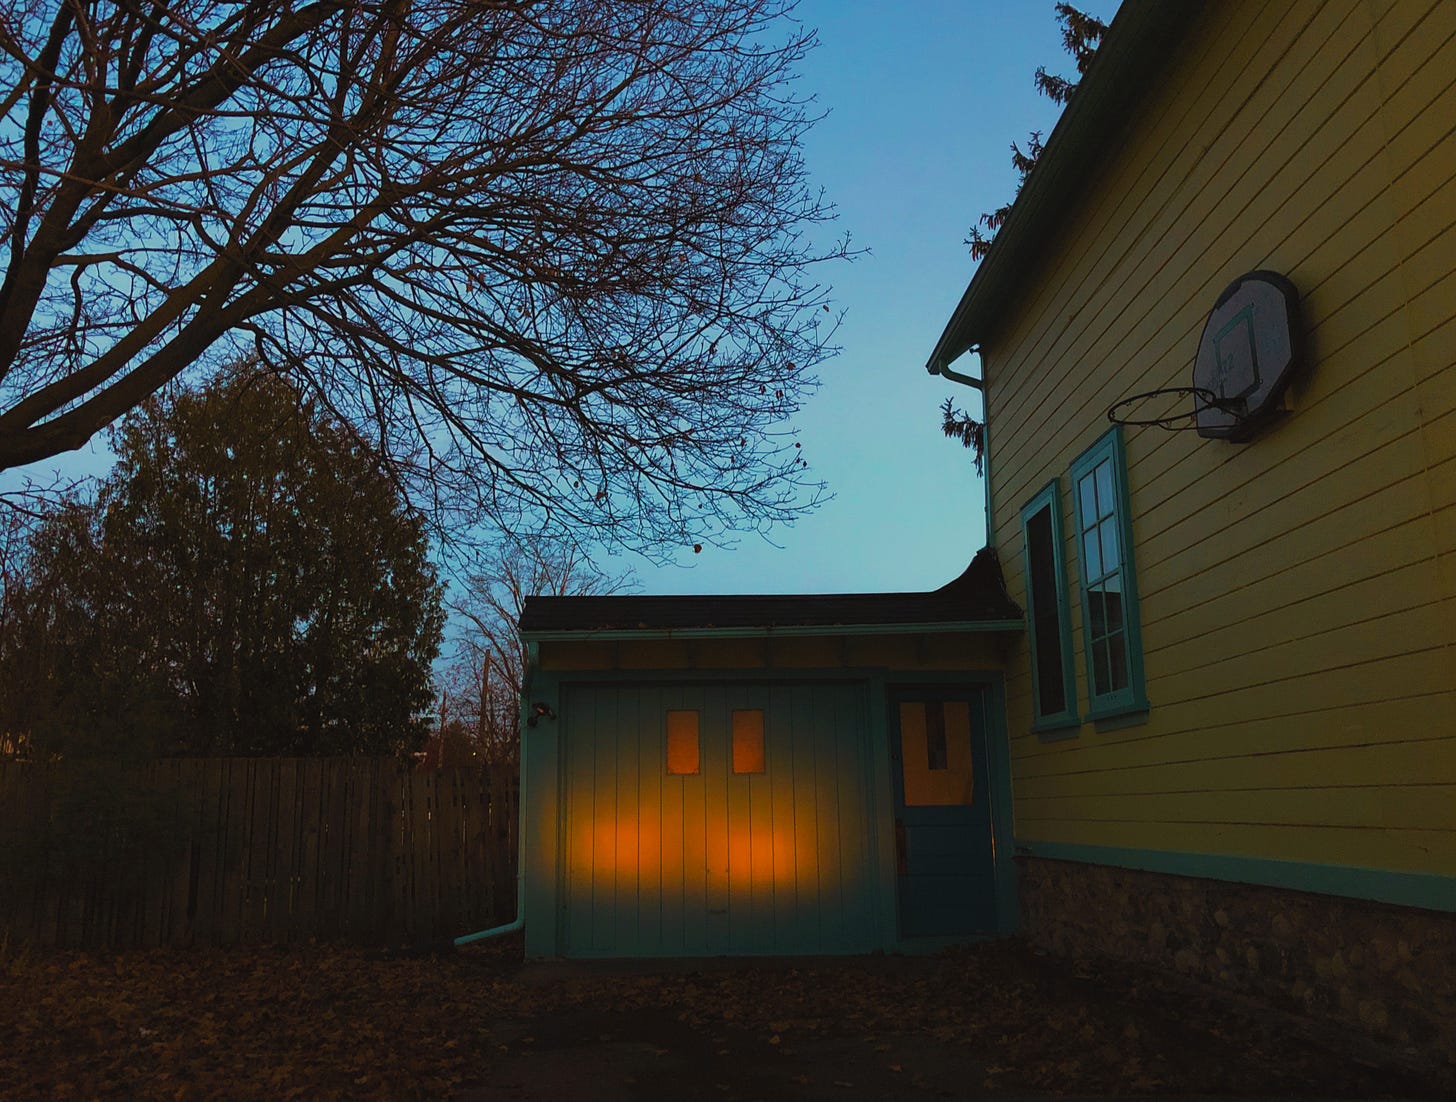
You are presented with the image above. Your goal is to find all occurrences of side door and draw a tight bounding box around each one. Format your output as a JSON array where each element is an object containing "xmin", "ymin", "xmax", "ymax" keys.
[{"xmin": 888, "ymin": 689, "xmax": 996, "ymax": 937}]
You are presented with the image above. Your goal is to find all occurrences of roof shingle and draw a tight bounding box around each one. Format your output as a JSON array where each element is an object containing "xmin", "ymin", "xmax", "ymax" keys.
[{"xmin": 519, "ymin": 548, "xmax": 1021, "ymax": 634}]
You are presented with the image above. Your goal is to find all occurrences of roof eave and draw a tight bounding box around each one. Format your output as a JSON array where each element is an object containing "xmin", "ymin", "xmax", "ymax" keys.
[
  {"xmin": 926, "ymin": 0, "xmax": 1204, "ymax": 372},
  {"xmin": 523, "ymin": 618, "xmax": 1026, "ymax": 643}
]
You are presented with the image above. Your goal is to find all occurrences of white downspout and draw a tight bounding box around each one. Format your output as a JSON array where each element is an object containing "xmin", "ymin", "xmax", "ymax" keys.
[
  {"xmin": 453, "ymin": 644, "xmax": 537, "ymax": 947},
  {"xmin": 933, "ymin": 347, "xmax": 992, "ymax": 541}
]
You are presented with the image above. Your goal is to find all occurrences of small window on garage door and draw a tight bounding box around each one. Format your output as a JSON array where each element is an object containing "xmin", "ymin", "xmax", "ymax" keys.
[
  {"xmin": 665, "ymin": 710, "xmax": 700, "ymax": 774},
  {"xmin": 732, "ymin": 709, "xmax": 765, "ymax": 773}
]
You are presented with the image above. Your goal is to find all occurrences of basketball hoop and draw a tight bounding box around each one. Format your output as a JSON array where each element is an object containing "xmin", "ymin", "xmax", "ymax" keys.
[
  {"xmin": 1106, "ymin": 386, "xmax": 1244, "ymax": 431},
  {"xmin": 1107, "ymin": 271, "xmax": 1305, "ymax": 442}
]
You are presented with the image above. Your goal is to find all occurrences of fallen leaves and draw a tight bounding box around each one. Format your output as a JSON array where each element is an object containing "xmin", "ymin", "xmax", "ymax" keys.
[{"xmin": 0, "ymin": 936, "xmax": 1445, "ymax": 1100}]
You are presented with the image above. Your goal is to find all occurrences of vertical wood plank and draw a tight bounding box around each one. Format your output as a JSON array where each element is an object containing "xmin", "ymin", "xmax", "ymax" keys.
[
  {"xmin": 677, "ymin": 686, "xmax": 708, "ymax": 955},
  {"xmin": 814, "ymin": 683, "xmax": 846, "ymax": 951},
  {"xmin": 724, "ymin": 685, "xmax": 754, "ymax": 954},
  {"xmin": 651, "ymin": 686, "xmax": 684, "ymax": 955},
  {"xmin": 325, "ymin": 758, "xmax": 351, "ymax": 938},
  {"xmin": 635, "ymin": 685, "xmax": 662, "ymax": 955},
  {"xmin": 388, "ymin": 760, "xmax": 408, "ymax": 943},
  {"xmin": 373, "ymin": 756, "xmax": 393, "ymax": 942},
  {"xmin": 441, "ymin": 767, "xmax": 458, "ymax": 939},
  {"xmin": 242, "ymin": 759, "xmax": 269, "ymax": 942},
  {"xmin": 589, "ymin": 687, "xmax": 616, "ymax": 954},
  {"xmin": 768, "ymin": 684, "xmax": 798, "ymax": 953},
  {"xmin": 835, "ymin": 685, "xmax": 874, "ymax": 950},
  {"xmin": 790, "ymin": 684, "xmax": 821, "ymax": 952},
  {"xmin": 482, "ymin": 765, "xmax": 503, "ymax": 926},
  {"xmin": 344, "ymin": 758, "xmax": 369, "ymax": 940},
  {"xmin": 192, "ymin": 759, "xmax": 221, "ymax": 946},
  {"xmin": 144, "ymin": 761, "xmax": 173, "ymax": 948},
  {"xmin": 419, "ymin": 760, "xmax": 435, "ymax": 936},
  {"xmin": 313, "ymin": 759, "xmax": 334, "ymax": 938},
  {"xmin": 613, "ymin": 685, "xmax": 641, "ymax": 955},
  {"xmin": 215, "ymin": 756, "xmax": 247, "ymax": 943},
  {"xmin": 297, "ymin": 758, "xmax": 322, "ymax": 940},
  {"xmin": 565, "ymin": 688, "xmax": 592, "ymax": 954},
  {"xmin": 703, "ymin": 684, "xmax": 732, "ymax": 955},
  {"xmin": 270, "ymin": 759, "xmax": 297, "ymax": 944},
  {"xmin": 164, "ymin": 760, "xmax": 191, "ymax": 946},
  {"xmin": 746, "ymin": 691, "xmax": 776, "ymax": 955}
]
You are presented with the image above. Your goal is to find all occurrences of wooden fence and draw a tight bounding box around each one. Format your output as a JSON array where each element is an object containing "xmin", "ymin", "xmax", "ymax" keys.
[{"xmin": 0, "ymin": 757, "xmax": 517, "ymax": 949}]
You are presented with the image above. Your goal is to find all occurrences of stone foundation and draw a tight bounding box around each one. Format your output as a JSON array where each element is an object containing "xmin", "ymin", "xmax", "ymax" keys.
[{"xmin": 1018, "ymin": 856, "xmax": 1456, "ymax": 1067}]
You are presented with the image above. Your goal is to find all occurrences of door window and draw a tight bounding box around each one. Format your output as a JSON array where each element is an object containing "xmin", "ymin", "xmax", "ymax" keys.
[{"xmin": 897, "ymin": 700, "xmax": 974, "ymax": 806}]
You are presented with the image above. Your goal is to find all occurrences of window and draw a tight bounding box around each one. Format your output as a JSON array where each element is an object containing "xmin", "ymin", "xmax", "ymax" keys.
[
  {"xmin": 665, "ymin": 710, "xmax": 700, "ymax": 774},
  {"xmin": 898, "ymin": 701, "xmax": 974, "ymax": 806},
  {"xmin": 1069, "ymin": 426, "xmax": 1148, "ymax": 720},
  {"xmin": 1020, "ymin": 480, "xmax": 1079, "ymax": 732},
  {"xmin": 731, "ymin": 709, "xmax": 765, "ymax": 773}
]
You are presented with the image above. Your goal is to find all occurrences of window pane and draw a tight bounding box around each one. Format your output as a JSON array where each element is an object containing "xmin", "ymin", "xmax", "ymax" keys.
[
  {"xmin": 731, "ymin": 709, "xmax": 765, "ymax": 774},
  {"xmin": 1079, "ymin": 473, "xmax": 1098, "ymax": 528},
  {"xmin": 1087, "ymin": 584, "xmax": 1108, "ymax": 638},
  {"xmin": 926, "ymin": 701, "xmax": 949, "ymax": 770},
  {"xmin": 1083, "ymin": 520, "xmax": 1103, "ymax": 580},
  {"xmin": 900, "ymin": 701, "xmax": 974, "ymax": 806},
  {"xmin": 1092, "ymin": 637, "xmax": 1113, "ymax": 696},
  {"xmin": 1095, "ymin": 460, "xmax": 1116, "ymax": 520},
  {"xmin": 1025, "ymin": 503, "xmax": 1068, "ymax": 717},
  {"xmin": 1102, "ymin": 575, "xmax": 1124, "ymax": 635},
  {"xmin": 1100, "ymin": 517, "xmax": 1120, "ymax": 574},
  {"xmin": 665, "ymin": 710, "xmax": 699, "ymax": 775},
  {"xmin": 1107, "ymin": 631, "xmax": 1130, "ymax": 692},
  {"xmin": 1072, "ymin": 429, "xmax": 1145, "ymax": 715}
]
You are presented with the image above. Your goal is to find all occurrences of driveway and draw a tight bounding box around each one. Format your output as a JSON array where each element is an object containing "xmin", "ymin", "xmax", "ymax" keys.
[{"xmin": 462, "ymin": 946, "xmax": 1445, "ymax": 1100}]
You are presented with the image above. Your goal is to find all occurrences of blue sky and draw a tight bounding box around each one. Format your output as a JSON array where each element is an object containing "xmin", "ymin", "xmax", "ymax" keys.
[
  {"xmin": 639, "ymin": 0, "xmax": 1121, "ymax": 596},
  {"xmin": 6, "ymin": 1, "xmax": 1120, "ymax": 600}
]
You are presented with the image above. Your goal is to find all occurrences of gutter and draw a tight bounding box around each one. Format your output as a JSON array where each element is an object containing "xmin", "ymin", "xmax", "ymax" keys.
[
  {"xmin": 452, "ymin": 642, "xmax": 538, "ymax": 947},
  {"xmin": 929, "ymin": 345, "xmax": 993, "ymax": 546}
]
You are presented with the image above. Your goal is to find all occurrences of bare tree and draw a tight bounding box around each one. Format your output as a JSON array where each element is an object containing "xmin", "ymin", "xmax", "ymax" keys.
[
  {"xmin": 442, "ymin": 539, "xmax": 631, "ymax": 767},
  {"xmin": 0, "ymin": 0, "xmax": 841, "ymax": 555}
]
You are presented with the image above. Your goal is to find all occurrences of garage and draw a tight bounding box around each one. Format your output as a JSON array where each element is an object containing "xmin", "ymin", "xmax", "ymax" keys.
[{"xmin": 518, "ymin": 552, "xmax": 1023, "ymax": 958}]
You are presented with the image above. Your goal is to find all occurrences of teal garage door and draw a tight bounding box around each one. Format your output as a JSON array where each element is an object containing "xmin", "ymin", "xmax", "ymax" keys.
[{"xmin": 560, "ymin": 681, "xmax": 881, "ymax": 957}]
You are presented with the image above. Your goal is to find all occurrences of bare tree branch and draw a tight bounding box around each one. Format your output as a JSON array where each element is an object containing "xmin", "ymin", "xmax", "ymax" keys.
[{"xmin": 0, "ymin": 0, "xmax": 844, "ymax": 556}]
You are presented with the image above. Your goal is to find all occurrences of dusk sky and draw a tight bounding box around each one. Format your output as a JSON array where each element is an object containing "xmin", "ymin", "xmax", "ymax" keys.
[
  {"xmin": 5, "ymin": 0, "xmax": 1121, "ymax": 599},
  {"xmin": 639, "ymin": 0, "xmax": 1122, "ymax": 596}
]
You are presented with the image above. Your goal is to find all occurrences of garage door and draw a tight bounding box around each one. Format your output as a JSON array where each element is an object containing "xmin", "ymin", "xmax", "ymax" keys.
[{"xmin": 560, "ymin": 681, "xmax": 881, "ymax": 957}]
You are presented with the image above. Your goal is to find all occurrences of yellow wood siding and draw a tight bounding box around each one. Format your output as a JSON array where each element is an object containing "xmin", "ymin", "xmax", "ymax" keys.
[{"xmin": 987, "ymin": 0, "xmax": 1456, "ymax": 875}]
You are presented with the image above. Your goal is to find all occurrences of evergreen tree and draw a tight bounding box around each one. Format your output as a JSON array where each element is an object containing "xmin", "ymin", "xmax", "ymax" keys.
[
  {"xmin": 0, "ymin": 364, "xmax": 444, "ymax": 758},
  {"xmin": 945, "ymin": 5, "xmax": 1106, "ymax": 471},
  {"xmin": 965, "ymin": 4, "xmax": 1107, "ymax": 260}
]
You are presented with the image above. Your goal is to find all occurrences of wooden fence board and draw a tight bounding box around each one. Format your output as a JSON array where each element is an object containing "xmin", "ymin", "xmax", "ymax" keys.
[
  {"xmin": 197, "ymin": 758, "xmax": 226, "ymax": 946},
  {"xmin": 324, "ymin": 760, "xmax": 350, "ymax": 936},
  {"xmin": 298, "ymin": 758, "xmax": 322, "ymax": 939},
  {"xmin": 0, "ymin": 757, "xmax": 513, "ymax": 949}
]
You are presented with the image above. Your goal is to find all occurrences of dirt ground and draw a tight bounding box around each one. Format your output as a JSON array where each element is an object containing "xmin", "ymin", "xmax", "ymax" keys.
[{"xmin": 1, "ymin": 933, "xmax": 1449, "ymax": 1100}]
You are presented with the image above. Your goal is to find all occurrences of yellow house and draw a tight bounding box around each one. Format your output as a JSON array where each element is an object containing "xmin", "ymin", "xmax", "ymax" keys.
[
  {"xmin": 927, "ymin": 0, "xmax": 1454, "ymax": 1051},
  {"xmin": 515, "ymin": 0, "xmax": 1452, "ymax": 1058}
]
